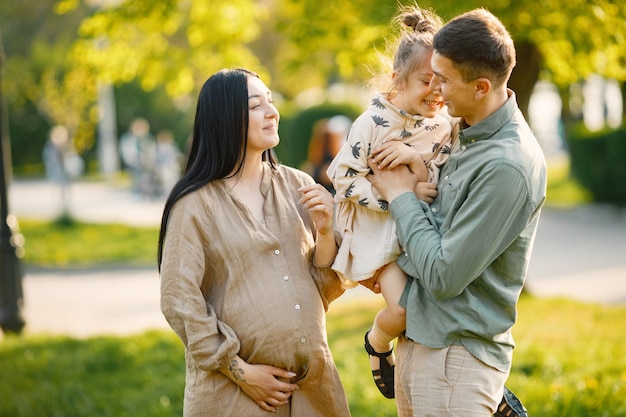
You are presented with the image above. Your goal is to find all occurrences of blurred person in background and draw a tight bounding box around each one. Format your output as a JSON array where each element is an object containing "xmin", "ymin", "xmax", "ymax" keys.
[
  {"xmin": 42, "ymin": 125, "xmax": 84, "ymax": 217},
  {"xmin": 300, "ymin": 115, "xmax": 351, "ymax": 193},
  {"xmin": 119, "ymin": 117, "xmax": 158, "ymax": 198},
  {"xmin": 155, "ymin": 129, "xmax": 182, "ymax": 196}
]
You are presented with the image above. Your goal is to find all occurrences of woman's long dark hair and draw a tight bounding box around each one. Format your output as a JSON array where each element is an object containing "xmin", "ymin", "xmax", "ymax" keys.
[{"xmin": 157, "ymin": 68, "xmax": 277, "ymax": 269}]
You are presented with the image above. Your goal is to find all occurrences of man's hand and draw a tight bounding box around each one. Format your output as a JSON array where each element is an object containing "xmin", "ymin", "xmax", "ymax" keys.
[{"xmin": 366, "ymin": 158, "xmax": 418, "ymax": 204}]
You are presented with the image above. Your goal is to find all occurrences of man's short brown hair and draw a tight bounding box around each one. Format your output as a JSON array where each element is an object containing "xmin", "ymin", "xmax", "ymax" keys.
[{"xmin": 433, "ymin": 8, "xmax": 516, "ymax": 88}]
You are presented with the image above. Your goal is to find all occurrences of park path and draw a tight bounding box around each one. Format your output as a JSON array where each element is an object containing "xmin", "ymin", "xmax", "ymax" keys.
[{"xmin": 6, "ymin": 178, "xmax": 626, "ymax": 337}]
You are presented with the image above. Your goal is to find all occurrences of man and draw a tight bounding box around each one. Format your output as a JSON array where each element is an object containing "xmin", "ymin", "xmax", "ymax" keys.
[{"xmin": 367, "ymin": 8, "xmax": 546, "ymax": 417}]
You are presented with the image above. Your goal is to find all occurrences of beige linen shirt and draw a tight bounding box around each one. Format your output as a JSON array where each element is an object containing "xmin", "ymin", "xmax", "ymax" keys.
[{"xmin": 160, "ymin": 163, "xmax": 350, "ymax": 417}]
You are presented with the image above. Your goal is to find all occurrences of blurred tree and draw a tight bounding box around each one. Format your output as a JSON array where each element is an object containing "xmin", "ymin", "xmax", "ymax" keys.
[
  {"xmin": 256, "ymin": 0, "xmax": 397, "ymax": 99},
  {"xmin": 3, "ymin": 0, "xmax": 625, "ymax": 173},
  {"xmin": 278, "ymin": 0, "xmax": 626, "ymax": 120},
  {"xmin": 68, "ymin": 0, "xmax": 265, "ymax": 97},
  {"xmin": 0, "ymin": 0, "xmax": 93, "ymax": 169},
  {"xmin": 54, "ymin": 0, "xmax": 268, "ymax": 170},
  {"xmin": 67, "ymin": 0, "xmax": 625, "ymax": 117}
]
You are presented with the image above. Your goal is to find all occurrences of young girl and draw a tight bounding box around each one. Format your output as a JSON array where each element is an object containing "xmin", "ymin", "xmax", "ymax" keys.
[{"xmin": 326, "ymin": 5, "xmax": 452, "ymax": 399}]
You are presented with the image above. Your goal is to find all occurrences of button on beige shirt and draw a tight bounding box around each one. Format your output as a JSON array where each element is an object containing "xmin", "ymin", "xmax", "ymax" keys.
[{"xmin": 160, "ymin": 163, "xmax": 350, "ymax": 416}]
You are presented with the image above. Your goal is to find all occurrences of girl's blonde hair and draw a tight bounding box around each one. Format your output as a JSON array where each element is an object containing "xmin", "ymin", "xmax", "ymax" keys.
[{"xmin": 370, "ymin": 4, "xmax": 443, "ymax": 93}]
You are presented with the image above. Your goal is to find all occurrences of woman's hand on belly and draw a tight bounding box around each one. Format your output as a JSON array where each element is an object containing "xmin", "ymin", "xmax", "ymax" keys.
[{"xmin": 220, "ymin": 355, "xmax": 299, "ymax": 412}]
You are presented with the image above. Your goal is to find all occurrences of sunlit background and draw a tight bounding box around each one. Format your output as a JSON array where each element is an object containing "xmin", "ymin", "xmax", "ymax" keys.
[
  {"xmin": 1, "ymin": 1, "xmax": 625, "ymax": 416},
  {"xmin": 1, "ymin": 0, "xmax": 624, "ymax": 182},
  {"xmin": 2, "ymin": 0, "xmax": 626, "ymax": 360}
]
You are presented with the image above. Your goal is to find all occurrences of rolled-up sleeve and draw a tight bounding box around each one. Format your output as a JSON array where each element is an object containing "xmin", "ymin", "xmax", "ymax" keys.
[{"xmin": 392, "ymin": 162, "xmax": 534, "ymax": 300}]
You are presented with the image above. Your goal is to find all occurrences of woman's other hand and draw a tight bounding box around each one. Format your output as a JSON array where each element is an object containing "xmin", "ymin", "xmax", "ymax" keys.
[{"xmin": 299, "ymin": 184, "xmax": 334, "ymax": 235}]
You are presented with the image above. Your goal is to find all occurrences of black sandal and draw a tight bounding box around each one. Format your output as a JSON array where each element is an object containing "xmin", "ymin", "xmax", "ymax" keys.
[{"xmin": 364, "ymin": 330, "xmax": 395, "ymax": 399}]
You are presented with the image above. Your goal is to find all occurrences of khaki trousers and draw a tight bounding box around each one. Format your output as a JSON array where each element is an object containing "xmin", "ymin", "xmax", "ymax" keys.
[{"xmin": 395, "ymin": 335, "xmax": 508, "ymax": 417}]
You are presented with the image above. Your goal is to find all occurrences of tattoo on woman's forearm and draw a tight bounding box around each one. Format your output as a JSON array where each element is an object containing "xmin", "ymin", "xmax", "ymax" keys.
[{"xmin": 228, "ymin": 359, "xmax": 246, "ymax": 382}]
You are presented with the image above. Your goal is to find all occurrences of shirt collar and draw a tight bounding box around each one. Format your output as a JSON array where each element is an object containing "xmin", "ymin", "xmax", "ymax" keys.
[
  {"xmin": 260, "ymin": 161, "xmax": 272, "ymax": 196},
  {"xmin": 459, "ymin": 89, "xmax": 517, "ymax": 145}
]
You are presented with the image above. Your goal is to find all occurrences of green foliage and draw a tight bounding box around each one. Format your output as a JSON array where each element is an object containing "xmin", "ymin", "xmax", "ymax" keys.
[
  {"xmin": 1, "ymin": 0, "xmax": 98, "ymax": 157},
  {"xmin": 0, "ymin": 0, "xmax": 92, "ymax": 169},
  {"xmin": 269, "ymin": 0, "xmax": 396, "ymax": 97},
  {"xmin": 18, "ymin": 219, "xmax": 159, "ymax": 268},
  {"xmin": 277, "ymin": 102, "xmax": 362, "ymax": 167},
  {"xmin": 565, "ymin": 124, "xmax": 626, "ymax": 206},
  {"xmin": 408, "ymin": 0, "xmax": 626, "ymax": 86},
  {"xmin": 3, "ymin": 0, "xmax": 626, "ymax": 174},
  {"xmin": 1, "ymin": 297, "xmax": 625, "ymax": 416},
  {"xmin": 4, "ymin": 100, "xmax": 50, "ymax": 173},
  {"xmin": 545, "ymin": 157, "xmax": 592, "ymax": 208},
  {"xmin": 69, "ymin": 0, "xmax": 266, "ymax": 94}
]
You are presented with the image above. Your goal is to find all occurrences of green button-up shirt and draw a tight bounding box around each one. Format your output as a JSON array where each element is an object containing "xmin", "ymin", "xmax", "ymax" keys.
[{"xmin": 392, "ymin": 91, "xmax": 547, "ymax": 372}]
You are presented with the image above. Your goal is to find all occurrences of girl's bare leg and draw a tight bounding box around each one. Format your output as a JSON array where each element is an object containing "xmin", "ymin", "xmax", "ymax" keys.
[
  {"xmin": 366, "ymin": 262, "xmax": 407, "ymax": 375},
  {"xmin": 368, "ymin": 261, "xmax": 407, "ymax": 348}
]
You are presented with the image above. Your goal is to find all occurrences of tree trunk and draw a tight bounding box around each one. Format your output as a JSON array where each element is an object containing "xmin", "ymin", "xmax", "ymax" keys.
[
  {"xmin": 622, "ymin": 81, "xmax": 626, "ymax": 120},
  {"xmin": 97, "ymin": 82, "xmax": 120, "ymax": 179},
  {"xmin": 0, "ymin": 28, "xmax": 26, "ymax": 335},
  {"xmin": 508, "ymin": 41, "xmax": 542, "ymax": 120}
]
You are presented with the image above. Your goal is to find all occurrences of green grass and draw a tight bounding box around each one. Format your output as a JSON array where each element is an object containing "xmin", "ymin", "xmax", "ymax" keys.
[
  {"xmin": 1, "ymin": 296, "xmax": 625, "ymax": 417},
  {"xmin": 509, "ymin": 295, "xmax": 626, "ymax": 416},
  {"xmin": 0, "ymin": 331, "xmax": 184, "ymax": 417},
  {"xmin": 17, "ymin": 219, "xmax": 159, "ymax": 268},
  {"xmin": 329, "ymin": 296, "xmax": 626, "ymax": 416}
]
